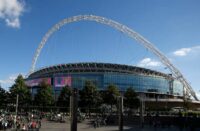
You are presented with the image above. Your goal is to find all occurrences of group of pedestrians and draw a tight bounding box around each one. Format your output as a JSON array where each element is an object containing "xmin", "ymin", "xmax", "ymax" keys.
[
  {"xmin": 0, "ymin": 114, "xmax": 15, "ymax": 130},
  {"xmin": 146, "ymin": 112, "xmax": 200, "ymax": 130},
  {"xmin": 0, "ymin": 112, "xmax": 42, "ymax": 131},
  {"xmin": 16, "ymin": 118, "xmax": 41, "ymax": 131},
  {"xmin": 93, "ymin": 116, "xmax": 107, "ymax": 128}
]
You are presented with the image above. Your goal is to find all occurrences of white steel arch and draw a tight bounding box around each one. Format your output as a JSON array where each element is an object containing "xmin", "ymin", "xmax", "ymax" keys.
[{"xmin": 30, "ymin": 15, "xmax": 198, "ymax": 101}]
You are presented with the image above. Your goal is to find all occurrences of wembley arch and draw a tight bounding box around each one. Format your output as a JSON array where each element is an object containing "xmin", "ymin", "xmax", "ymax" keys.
[{"xmin": 30, "ymin": 15, "xmax": 198, "ymax": 101}]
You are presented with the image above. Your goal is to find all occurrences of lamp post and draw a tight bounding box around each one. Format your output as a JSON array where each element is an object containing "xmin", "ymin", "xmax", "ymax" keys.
[
  {"xmin": 70, "ymin": 88, "xmax": 78, "ymax": 131},
  {"xmin": 118, "ymin": 95, "xmax": 124, "ymax": 131},
  {"xmin": 140, "ymin": 93, "xmax": 145, "ymax": 128},
  {"xmin": 112, "ymin": 93, "xmax": 124, "ymax": 131},
  {"xmin": 15, "ymin": 94, "xmax": 19, "ymax": 129}
]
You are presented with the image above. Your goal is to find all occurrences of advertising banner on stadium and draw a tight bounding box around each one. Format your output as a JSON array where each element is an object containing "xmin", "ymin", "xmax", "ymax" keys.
[
  {"xmin": 54, "ymin": 76, "xmax": 72, "ymax": 87},
  {"xmin": 26, "ymin": 78, "xmax": 51, "ymax": 87}
]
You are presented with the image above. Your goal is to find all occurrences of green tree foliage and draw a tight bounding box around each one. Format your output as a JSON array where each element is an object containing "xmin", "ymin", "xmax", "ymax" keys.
[
  {"xmin": 79, "ymin": 80, "xmax": 102, "ymax": 115},
  {"xmin": 9, "ymin": 74, "xmax": 31, "ymax": 107},
  {"xmin": 103, "ymin": 84, "xmax": 120, "ymax": 112},
  {"xmin": 124, "ymin": 87, "xmax": 140, "ymax": 109},
  {"xmin": 0, "ymin": 85, "xmax": 8, "ymax": 108},
  {"xmin": 35, "ymin": 81, "xmax": 54, "ymax": 106},
  {"xmin": 57, "ymin": 86, "xmax": 72, "ymax": 107}
]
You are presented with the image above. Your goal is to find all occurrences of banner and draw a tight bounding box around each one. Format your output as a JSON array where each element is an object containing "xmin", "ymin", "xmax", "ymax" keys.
[
  {"xmin": 54, "ymin": 76, "xmax": 72, "ymax": 87},
  {"xmin": 26, "ymin": 78, "xmax": 51, "ymax": 87}
]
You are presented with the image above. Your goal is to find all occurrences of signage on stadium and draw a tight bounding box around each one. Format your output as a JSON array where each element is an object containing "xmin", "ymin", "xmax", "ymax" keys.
[
  {"xmin": 25, "ymin": 78, "xmax": 51, "ymax": 87},
  {"xmin": 54, "ymin": 76, "xmax": 72, "ymax": 87}
]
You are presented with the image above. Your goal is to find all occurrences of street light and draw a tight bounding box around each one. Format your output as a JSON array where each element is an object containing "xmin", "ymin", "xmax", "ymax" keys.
[
  {"xmin": 139, "ymin": 92, "xmax": 145, "ymax": 128},
  {"xmin": 70, "ymin": 88, "xmax": 78, "ymax": 131},
  {"xmin": 113, "ymin": 93, "xmax": 124, "ymax": 131},
  {"xmin": 15, "ymin": 94, "xmax": 19, "ymax": 129},
  {"xmin": 118, "ymin": 95, "xmax": 124, "ymax": 131}
]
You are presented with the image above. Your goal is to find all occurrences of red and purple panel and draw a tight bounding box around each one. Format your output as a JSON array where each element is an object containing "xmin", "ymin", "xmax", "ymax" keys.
[
  {"xmin": 54, "ymin": 76, "xmax": 72, "ymax": 87},
  {"xmin": 26, "ymin": 78, "xmax": 51, "ymax": 87}
]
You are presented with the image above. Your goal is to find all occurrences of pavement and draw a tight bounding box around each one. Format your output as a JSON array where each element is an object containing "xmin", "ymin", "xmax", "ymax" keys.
[{"xmin": 39, "ymin": 119, "xmax": 198, "ymax": 131}]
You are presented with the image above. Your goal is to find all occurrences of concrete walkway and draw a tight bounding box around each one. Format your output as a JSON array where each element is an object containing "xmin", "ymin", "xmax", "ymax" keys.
[{"xmin": 39, "ymin": 119, "xmax": 198, "ymax": 131}]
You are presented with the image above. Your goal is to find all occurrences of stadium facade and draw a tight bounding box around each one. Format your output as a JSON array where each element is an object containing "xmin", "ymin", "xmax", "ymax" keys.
[{"xmin": 26, "ymin": 62, "xmax": 199, "ymax": 109}]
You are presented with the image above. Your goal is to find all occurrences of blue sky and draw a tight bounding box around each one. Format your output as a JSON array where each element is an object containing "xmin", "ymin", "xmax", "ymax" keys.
[{"xmin": 0, "ymin": 0, "xmax": 200, "ymax": 96}]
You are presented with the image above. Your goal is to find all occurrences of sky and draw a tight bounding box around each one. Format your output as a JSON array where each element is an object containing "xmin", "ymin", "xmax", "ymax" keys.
[{"xmin": 0, "ymin": 0, "xmax": 200, "ymax": 97}]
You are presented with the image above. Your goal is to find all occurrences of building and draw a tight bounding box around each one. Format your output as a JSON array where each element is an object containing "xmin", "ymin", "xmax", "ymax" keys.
[{"xmin": 26, "ymin": 62, "xmax": 199, "ymax": 109}]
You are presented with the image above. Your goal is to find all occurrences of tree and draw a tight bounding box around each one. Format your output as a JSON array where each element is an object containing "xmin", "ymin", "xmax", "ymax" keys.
[
  {"xmin": 124, "ymin": 87, "xmax": 140, "ymax": 109},
  {"xmin": 79, "ymin": 80, "xmax": 102, "ymax": 116},
  {"xmin": 9, "ymin": 75, "xmax": 31, "ymax": 108},
  {"xmin": 103, "ymin": 84, "xmax": 120, "ymax": 112},
  {"xmin": 57, "ymin": 86, "xmax": 72, "ymax": 107},
  {"xmin": 0, "ymin": 85, "xmax": 8, "ymax": 108},
  {"xmin": 35, "ymin": 81, "xmax": 54, "ymax": 106}
]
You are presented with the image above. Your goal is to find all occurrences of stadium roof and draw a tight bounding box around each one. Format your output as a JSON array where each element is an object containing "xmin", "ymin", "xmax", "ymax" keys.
[{"xmin": 28, "ymin": 62, "xmax": 173, "ymax": 79}]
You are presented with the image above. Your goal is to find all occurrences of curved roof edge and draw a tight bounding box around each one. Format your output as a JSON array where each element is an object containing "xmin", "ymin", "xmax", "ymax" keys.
[{"xmin": 28, "ymin": 62, "xmax": 174, "ymax": 79}]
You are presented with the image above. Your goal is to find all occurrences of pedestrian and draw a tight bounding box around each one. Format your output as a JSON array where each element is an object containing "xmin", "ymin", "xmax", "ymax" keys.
[
  {"xmin": 22, "ymin": 123, "xmax": 26, "ymax": 130},
  {"xmin": 31, "ymin": 121, "xmax": 37, "ymax": 129}
]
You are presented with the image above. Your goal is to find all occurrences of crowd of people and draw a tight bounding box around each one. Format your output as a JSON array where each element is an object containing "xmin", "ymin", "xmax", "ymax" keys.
[
  {"xmin": 0, "ymin": 112, "xmax": 42, "ymax": 131},
  {"xmin": 93, "ymin": 116, "xmax": 107, "ymax": 128},
  {"xmin": 0, "ymin": 114, "xmax": 14, "ymax": 130}
]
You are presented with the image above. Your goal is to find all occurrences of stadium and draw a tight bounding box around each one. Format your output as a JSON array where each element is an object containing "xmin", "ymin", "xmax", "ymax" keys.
[
  {"xmin": 26, "ymin": 15, "xmax": 200, "ymax": 109},
  {"xmin": 26, "ymin": 62, "xmax": 200, "ymax": 109}
]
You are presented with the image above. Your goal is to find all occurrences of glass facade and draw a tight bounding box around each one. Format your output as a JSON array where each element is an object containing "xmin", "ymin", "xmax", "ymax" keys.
[
  {"xmin": 27, "ymin": 63, "xmax": 185, "ymax": 100},
  {"xmin": 104, "ymin": 73, "xmax": 170, "ymax": 94},
  {"xmin": 51, "ymin": 72, "xmax": 183, "ymax": 96},
  {"xmin": 173, "ymin": 80, "xmax": 183, "ymax": 96}
]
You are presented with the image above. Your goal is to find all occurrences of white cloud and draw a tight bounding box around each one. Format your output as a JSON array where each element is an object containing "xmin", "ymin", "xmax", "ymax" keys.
[
  {"xmin": 173, "ymin": 48, "xmax": 191, "ymax": 56},
  {"xmin": 137, "ymin": 58, "xmax": 162, "ymax": 67},
  {"xmin": 0, "ymin": 74, "xmax": 18, "ymax": 85},
  {"xmin": 0, "ymin": 73, "xmax": 24, "ymax": 89},
  {"xmin": 5, "ymin": 18, "xmax": 20, "ymax": 27},
  {"xmin": 173, "ymin": 46, "xmax": 200, "ymax": 57},
  {"xmin": 195, "ymin": 90, "xmax": 200, "ymax": 100},
  {"xmin": 0, "ymin": 0, "xmax": 25, "ymax": 28}
]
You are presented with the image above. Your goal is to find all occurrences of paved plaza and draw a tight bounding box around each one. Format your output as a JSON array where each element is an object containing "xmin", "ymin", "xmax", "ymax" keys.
[{"xmin": 39, "ymin": 119, "xmax": 196, "ymax": 131}]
